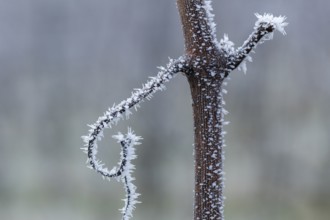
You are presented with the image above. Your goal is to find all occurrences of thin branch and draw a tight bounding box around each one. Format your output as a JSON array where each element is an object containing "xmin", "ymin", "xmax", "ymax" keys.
[
  {"xmin": 114, "ymin": 130, "xmax": 141, "ymax": 220},
  {"xmin": 224, "ymin": 13, "xmax": 288, "ymax": 76},
  {"xmin": 81, "ymin": 56, "xmax": 188, "ymax": 220}
]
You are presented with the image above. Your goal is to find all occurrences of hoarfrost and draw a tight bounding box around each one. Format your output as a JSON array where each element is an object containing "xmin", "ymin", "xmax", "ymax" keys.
[
  {"xmin": 82, "ymin": 56, "xmax": 187, "ymax": 220},
  {"xmin": 223, "ymin": 13, "xmax": 288, "ymax": 75},
  {"xmin": 81, "ymin": 1, "xmax": 288, "ymax": 218},
  {"xmin": 255, "ymin": 13, "xmax": 288, "ymax": 36}
]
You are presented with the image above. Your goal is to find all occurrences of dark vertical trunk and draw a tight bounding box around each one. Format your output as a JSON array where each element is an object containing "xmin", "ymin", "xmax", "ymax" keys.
[
  {"xmin": 188, "ymin": 74, "xmax": 225, "ymax": 219},
  {"xmin": 177, "ymin": 0, "xmax": 226, "ymax": 219},
  {"xmin": 176, "ymin": 0, "xmax": 216, "ymax": 57}
]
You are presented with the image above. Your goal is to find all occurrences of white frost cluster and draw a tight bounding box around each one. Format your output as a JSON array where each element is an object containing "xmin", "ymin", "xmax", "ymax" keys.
[
  {"xmin": 224, "ymin": 13, "xmax": 287, "ymax": 75},
  {"xmin": 113, "ymin": 129, "xmax": 142, "ymax": 220},
  {"xmin": 255, "ymin": 13, "xmax": 288, "ymax": 36},
  {"xmin": 203, "ymin": 0, "xmax": 219, "ymax": 47},
  {"xmin": 219, "ymin": 34, "xmax": 235, "ymax": 56},
  {"xmin": 82, "ymin": 56, "xmax": 186, "ymax": 220},
  {"xmin": 237, "ymin": 55, "xmax": 253, "ymax": 74}
]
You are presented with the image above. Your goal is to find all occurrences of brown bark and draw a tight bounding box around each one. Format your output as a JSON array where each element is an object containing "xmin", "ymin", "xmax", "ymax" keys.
[
  {"xmin": 188, "ymin": 75, "xmax": 225, "ymax": 219},
  {"xmin": 177, "ymin": 0, "xmax": 226, "ymax": 219},
  {"xmin": 177, "ymin": 0, "xmax": 215, "ymax": 56}
]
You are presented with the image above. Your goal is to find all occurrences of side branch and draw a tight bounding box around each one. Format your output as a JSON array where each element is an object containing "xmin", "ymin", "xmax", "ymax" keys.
[
  {"xmin": 224, "ymin": 13, "xmax": 288, "ymax": 76},
  {"xmin": 81, "ymin": 56, "xmax": 188, "ymax": 220},
  {"xmin": 82, "ymin": 56, "xmax": 188, "ymax": 176}
]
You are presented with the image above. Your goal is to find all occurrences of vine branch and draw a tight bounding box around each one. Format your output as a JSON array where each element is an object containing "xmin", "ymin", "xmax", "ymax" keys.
[
  {"xmin": 82, "ymin": 56, "xmax": 188, "ymax": 219},
  {"xmin": 82, "ymin": 1, "xmax": 287, "ymax": 219}
]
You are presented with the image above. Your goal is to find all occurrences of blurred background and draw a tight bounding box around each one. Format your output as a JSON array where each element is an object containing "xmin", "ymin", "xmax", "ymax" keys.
[{"xmin": 0, "ymin": 0, "xmax": 329, "ymax": 219}]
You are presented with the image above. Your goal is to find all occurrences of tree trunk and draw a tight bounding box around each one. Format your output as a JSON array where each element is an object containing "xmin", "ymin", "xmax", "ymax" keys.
[
  {"xmin": 177, "ymin": 0, "xmax": 227, "ymax": 219},
  {"xmin": 188, "ymin": 75, "xmax": 225, "ymax": 219}
]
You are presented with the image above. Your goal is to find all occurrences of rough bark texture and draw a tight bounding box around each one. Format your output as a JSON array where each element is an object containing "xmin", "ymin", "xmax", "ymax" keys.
[
  {"xmin": 188, "ymin": 75, "xmax": 225, "ymax": 219},
  {"xmin": 177, "ymin": 0, "xmax": 215, "ymax": 56},
  {"xmin": 177, "ymin": 0, "xmax": 226, "ymax": 219}
]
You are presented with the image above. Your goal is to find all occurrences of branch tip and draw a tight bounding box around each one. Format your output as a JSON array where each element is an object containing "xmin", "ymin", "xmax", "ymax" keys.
[
  {"xmin": 223, "ymin": 13, "xmax": 288, "ymax": 76},
  {"xmin": 255, "ymin": 13, "xmax": 288, "ymax": 36}
]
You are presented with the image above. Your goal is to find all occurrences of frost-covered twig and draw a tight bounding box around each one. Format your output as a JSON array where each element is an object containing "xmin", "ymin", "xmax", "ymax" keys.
[
  {"xmin": 223, "ymin": 13, "xmax": 288, "ymax": 76},
  {"xmin": 113, "ymin": 129, "xmax": 141, "ymax": 220},
  {"xmin": 81, "ymin": 56, "xmax": 187, "ymax": 220}
]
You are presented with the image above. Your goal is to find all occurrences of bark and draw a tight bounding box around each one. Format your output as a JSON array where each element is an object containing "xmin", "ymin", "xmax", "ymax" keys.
[
  {"xmin": 188, "ymin": 75, "xmax": 225, "ymax": 219},
  {"xmin": 177, "ymin": 0, "xmax": 227, "ymax": 219},
  {"xmin": 177, "ymin": 0, "xmax": 216, "ymax": 57}
]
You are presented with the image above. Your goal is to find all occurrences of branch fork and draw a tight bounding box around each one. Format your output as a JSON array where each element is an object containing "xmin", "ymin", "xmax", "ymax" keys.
[{"xmin": 82, "ymin": 1, "xmax": 287, "ymax": 219}]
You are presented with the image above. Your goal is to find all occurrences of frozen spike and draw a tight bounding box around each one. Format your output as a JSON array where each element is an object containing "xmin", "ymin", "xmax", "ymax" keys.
[
  {"xmin": 247, "ymin": 55, "xmax": 253, "ymax": 62},
  {"xmin": 80, "ymin": 147, "xmax": 88, "ymax": 151},
  {"xmin": 222, "ymin": 108, "xmax": 229, "ymax": 115},
  {"xmin": 157, "ymin": 66, "xmax": 166, "ymax": 71},
  {"xmin": 81, "ymin": 135, "xmax": 90, "ymax": 142},
  {"xmin": 223, "ymin": 121, "xmax": 230, "ymax": 125},
  {"xmin": 87, "ymin": 124, "xmax": 96, "ymax": 129},
  {"xmin": 125, "ymin": 109, "xmax": 132, "ymax": 119}
]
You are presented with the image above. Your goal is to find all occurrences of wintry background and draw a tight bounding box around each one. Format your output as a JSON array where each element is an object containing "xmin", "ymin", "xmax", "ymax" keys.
[{"xmin": 1, "ymin": 0, "xmax": 329, "ymax": 220}]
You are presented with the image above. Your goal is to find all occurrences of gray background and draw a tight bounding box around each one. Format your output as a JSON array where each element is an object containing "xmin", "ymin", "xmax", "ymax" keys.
[{"xmin": 1, "ymin": 0, "xmax": 329, "ymax": 219}]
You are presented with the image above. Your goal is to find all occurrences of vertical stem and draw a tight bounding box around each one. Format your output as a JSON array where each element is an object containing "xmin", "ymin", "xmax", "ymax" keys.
[
  {"xmin": 177, "ymin": 0, "xmax": 227, "ymax": 219},
  {"xmin": 188, "ymin": 75, "xmax": 225, "ymax": 220},
  {"xmin": 177, "ymin": 0, "xmax": 218, "ymax": 57}
]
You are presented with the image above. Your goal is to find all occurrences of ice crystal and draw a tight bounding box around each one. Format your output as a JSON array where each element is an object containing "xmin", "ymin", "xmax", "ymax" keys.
[
  {"xmin": 203, "ymin": 0, "xmax": 219, "ymax": 48},
  {"xmin": 219, "ymin": 34, "xmax": 235, "ymax": 56},
  {"xmin": 255, "ymin": 13, "xmax": 288, "ymax": 36}
]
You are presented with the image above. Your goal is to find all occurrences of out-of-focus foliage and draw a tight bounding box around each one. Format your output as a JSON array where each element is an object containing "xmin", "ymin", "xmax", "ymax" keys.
[{"xmin": 0, "ymin": 0, "xmax": 329, "ymax": 220}]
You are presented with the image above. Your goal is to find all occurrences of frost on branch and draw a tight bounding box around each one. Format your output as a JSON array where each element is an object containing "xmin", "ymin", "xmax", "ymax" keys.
[
  {"xmin": 222, "ymin": 13, "xmax": 288, "ymax": 76},
  {"xmin": 81, "ymin": 56, "xmax": 187, "ymax": 220},
  {"xmin": 255, "ymin": 13, "xmax": 287, "ymax": 36},
  {"xmin": 203, "ymin": 0, "xmax": 219, "ymax": 48}
]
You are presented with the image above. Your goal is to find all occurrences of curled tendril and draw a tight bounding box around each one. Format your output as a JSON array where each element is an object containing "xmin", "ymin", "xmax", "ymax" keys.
[{"xmin": 81, "ymin": 56, "xmax": 188, "ymax": 220}]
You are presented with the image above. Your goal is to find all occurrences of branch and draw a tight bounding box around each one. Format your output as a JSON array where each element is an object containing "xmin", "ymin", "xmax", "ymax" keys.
[
  {"xmin": 177, "ymin": 0, "xmax": 220, "ymax": 57},
  {"xmin": 113, "ymin": 129, "xmax": 141, "ymax": 220},
  {"xmin": 81, "ymin": 56, "xmax": 188, "ymax": 220},
  {"xmin": 223, "ymin": 13, "xmax": 288, "ymax": 76}
]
